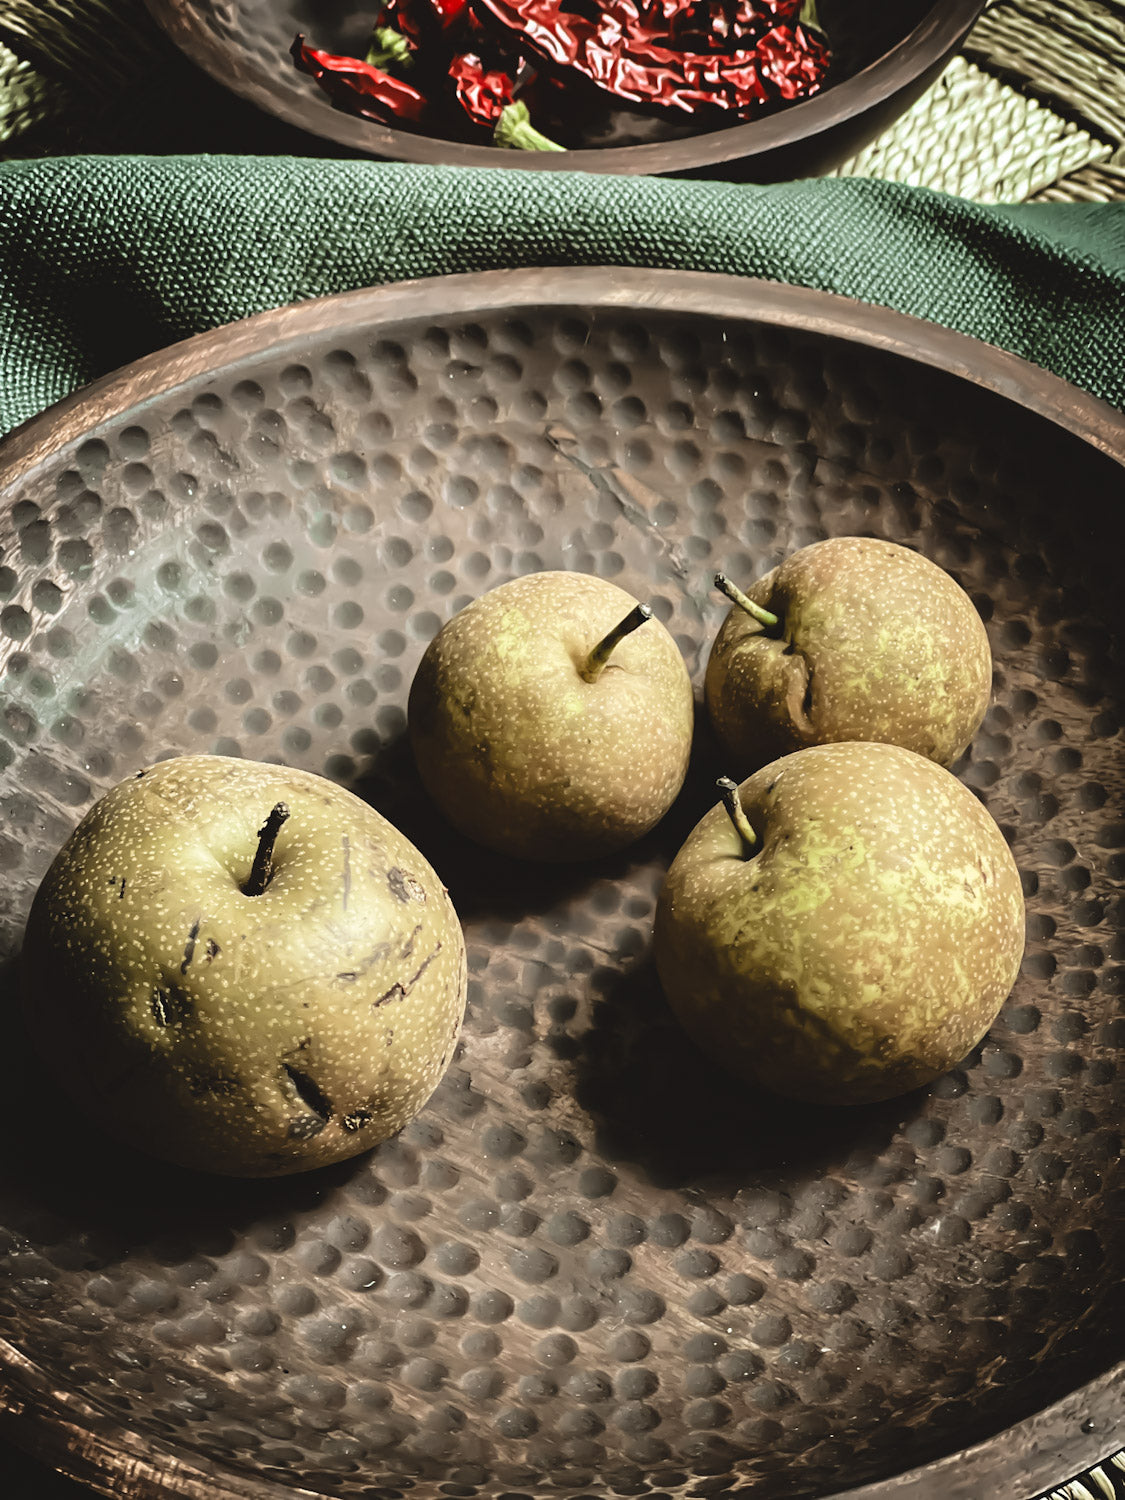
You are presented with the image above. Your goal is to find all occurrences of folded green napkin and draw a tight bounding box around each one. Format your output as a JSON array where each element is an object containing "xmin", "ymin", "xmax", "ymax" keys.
[{"xmin": 2, "ymin": 154, "xmax": 1125, "ymax": 440}]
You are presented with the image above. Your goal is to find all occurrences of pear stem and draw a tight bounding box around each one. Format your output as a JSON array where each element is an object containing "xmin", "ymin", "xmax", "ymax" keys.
[
  {"xmin": 243, "ymin": 803, "xmax": 290, "ymax": 896},
  {"xmin": 714, "ymin": 572, "xmax": 780, "ymax": 633},
  {"xmin": 717, "ymin": 777, "xmax": 758, "ymax": 858},
  {"xmin": 582, "ymin": 602, "xmax": 653, "ymax": 681}
]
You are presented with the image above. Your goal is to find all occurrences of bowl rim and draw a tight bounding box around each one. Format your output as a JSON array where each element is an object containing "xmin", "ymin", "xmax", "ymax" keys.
[
  {"xmin": 140, "ymin": 0, "xmax": 988, "ymax": 173},
  {"xmin": 2, "ymin": 268, "xmax": 1122, "ymax": 488},
  {"xmin": 0, "ymin": 266, "xmax": 1121, "ymax": 1498}
]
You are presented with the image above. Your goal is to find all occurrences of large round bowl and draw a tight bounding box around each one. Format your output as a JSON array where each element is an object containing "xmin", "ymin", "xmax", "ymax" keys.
[
  {"xmin": 142, "ymin": 0, "xmax": 986, "ymax": 177},
  {"xmin": 0, "ymin": 270, "xmax": 1122, "ymax": 1500}
]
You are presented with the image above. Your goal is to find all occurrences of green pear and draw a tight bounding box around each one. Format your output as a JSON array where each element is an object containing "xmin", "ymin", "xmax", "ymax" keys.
[
  {"xmin": 408, "ymin": 571, "xmax": 694, "ymax": 861},
  {"xmin": 704, "ymin": 536, "xmax": 992, "ymax": 775},
  {"xmin": 20, "ymin": 755, "xmax": 467, "ymax": 1176},
  {"xmin": 654, "ymin": 741, "xmax": 1024, "ymax": 1105}
]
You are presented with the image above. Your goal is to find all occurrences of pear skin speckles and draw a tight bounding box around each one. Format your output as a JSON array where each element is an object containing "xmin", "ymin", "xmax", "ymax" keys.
[
  {"xmin": 705, "ymin": 537, "xmax": 992, "ymax": 776},
  {"xmin": 654, "ymin": 741, "xmax": 1025, "ymax": 1106},
  {"xmin": 20, "ymin": 754, "xmax": 468, "ymax": 1177},
  {"xmin": 408, "ymin": 571, "xmax": 695, "ymax": 861}
]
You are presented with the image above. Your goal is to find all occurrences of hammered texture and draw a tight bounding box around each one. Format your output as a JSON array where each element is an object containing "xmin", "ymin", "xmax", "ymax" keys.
[{"xmin": 0, "ymin": 302, "xmax": 1122, "ymax": 1500}]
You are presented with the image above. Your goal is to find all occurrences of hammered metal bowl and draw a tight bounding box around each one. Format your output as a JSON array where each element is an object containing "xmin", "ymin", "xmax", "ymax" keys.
[
  {"xmin": 141, "ymin": 0, "xmax": 986, "ymax": 176},
  {"xmin": 0, "ymin": 270, "xmax": 1122, "ymax": 1500}
]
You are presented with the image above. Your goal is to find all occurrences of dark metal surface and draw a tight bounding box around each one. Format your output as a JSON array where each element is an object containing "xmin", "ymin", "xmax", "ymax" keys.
[
  {"xmin": 0, "ymin": 270, "xmax": 1121, "ymax": 1500},
  {"xmin": 140, "ymin": 0, "xmax": 986, "ymax": 177}
]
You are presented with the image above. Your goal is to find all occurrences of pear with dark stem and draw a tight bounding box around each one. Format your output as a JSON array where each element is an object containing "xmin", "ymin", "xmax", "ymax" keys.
[
  {"xmin": 704, "ymin": 536, "xmax": 993, "ymax": 776},
  {"xmin": 409, "ymin": 571, "xmax": 695, "ymax": 861},
  {"xmin": 653, "ymin": 741, "xmax": 1025, "ymax": 1106},
  {"xmin": 21, "ymin": 755, "xmax": 467, "ymax": 1177}
]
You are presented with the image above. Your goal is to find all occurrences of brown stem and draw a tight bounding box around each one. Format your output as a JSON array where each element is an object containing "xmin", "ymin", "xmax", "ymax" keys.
[
  {"xmin": 714, "ymin": 572, "xmax": 780, "ymax": 633},
  {"xmin": 582, "ymin": 602, "xmax": 653, "ymax": 681},
  {"xmin": 243, "ymin": 803, "xmax": 290, "ymax": 896},
  {"xmin": 717, "ymin": 777, "xmax": 758, "ymax": 858}
]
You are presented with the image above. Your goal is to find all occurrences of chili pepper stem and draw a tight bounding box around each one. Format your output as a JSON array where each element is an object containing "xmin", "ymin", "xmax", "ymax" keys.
[
  {"xmin": 291, "ymin": 33, "xmax": 427, "ymax": 122},
  {"xmin": 366, "ymin": 26, "xmax": 414, "ymax": 70},
  {"xmin": 799, "ymin": 0, "xmax": 826, "ymax": 35},
  {"xmin": 494, "ymin": 101, "xmax": 565, "ymax": 152}
]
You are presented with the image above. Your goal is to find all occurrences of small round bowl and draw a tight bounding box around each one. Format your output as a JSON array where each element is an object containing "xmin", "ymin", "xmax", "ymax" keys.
[{"xmin": 143, "ymin": 0, "xmax": 986, "ymax": 177}]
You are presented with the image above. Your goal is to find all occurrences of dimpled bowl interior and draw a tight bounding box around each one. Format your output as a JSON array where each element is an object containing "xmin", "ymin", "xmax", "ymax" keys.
[
  {"xmin": 141, "ymin": 0, "xmax": 985, "ymax": 176},
  {"xmin": 0, "ymin": 271, "xmax": 1122, "ymax": 1500}
]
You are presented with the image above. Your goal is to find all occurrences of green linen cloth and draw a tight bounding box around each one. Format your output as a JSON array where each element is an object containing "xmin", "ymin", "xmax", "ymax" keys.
[{"xmin": 1, "ymin": 154, "xmax": 1125, "ymax": 441}]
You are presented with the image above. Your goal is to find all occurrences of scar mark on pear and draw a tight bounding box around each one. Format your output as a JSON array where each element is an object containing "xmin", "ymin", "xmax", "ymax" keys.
[
  {"xmin": 151, "ymin": 985, "xmax": 192, "ymax": 1027},
  {"xmin": 400, "ymin": 923, "xmax": 423, "ymax": 960},
  {"xmin": 180, "ymin": 918, "xmax": 201, "ymax": 973},
  {"xmin": 388, "ymin": 867, "xmax": 426, "ymax": 904},
  {"xmin": 280, "ymin": 1062, "xmax": 332, "ymax": 1138},
  {"xmin": 801, "ymin": 664, "xmax": 816, "ymax": 722},
  {"xmin": 336, "ymin": 941, "xmax": 393, "ymax": 982},
  {"xmin": 373, "ymin": 945, "xmax": 442, "ymax": 1008}
]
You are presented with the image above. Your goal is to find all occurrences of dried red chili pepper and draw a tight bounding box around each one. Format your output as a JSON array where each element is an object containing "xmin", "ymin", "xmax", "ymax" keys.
[
  {"xmin": 449, "ymin": 51, "xmax": 515, "ymax": 123},
  {"xmin": 291, "ymin": 34, "xmax": 427, "ymax": 123},
  {"xmin": 449, "ymin": 52, "xmax": 564, "ymax": 147},
  {"xmin": 754, "ymin": 21, "xmax": 826, "ymax": 96},
  {"xmin": 431, "ymin": 0, "xmax": 473, "ymax": 27},
  {"xmin": 469, "ymin": 0, "xmax": 826, "ymax": 114},
  {"xmin": 388, "ymin": 0, "xmax": 476, "ymax": 47},
  {"xmin": 626, "ymin": 0, "xmax": 802, "ymax": 37},
  {"xmin": 631, "ymin": 0, "xmax": 806, "ymax": 53}
]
